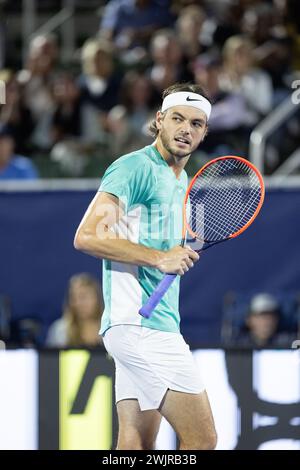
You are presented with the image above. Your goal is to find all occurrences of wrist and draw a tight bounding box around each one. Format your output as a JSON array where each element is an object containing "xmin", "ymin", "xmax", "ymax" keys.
[{"xmin": 150, "ymin": 249, "xmax": 164, "ymax": 269}]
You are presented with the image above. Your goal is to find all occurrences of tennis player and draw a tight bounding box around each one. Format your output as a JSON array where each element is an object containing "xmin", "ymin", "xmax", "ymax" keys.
[{"xmin": 74, "ymin": 83, "xmax": 217, "ymax": 450}]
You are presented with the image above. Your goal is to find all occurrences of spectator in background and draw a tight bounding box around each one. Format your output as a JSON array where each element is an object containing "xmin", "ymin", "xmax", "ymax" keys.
[
  {"xmin": 242, "ymin": 3, "xmax": 292, "ymax": 95},
  {"xmin": 284, "ymin": 0, "xmax": 300, "ymax": 70},
  {"xmin": 51, "ymin": 71, "xmax": 82, "ymax": 144},
  {"xmin": 17, "ymin": 34, "xmax": 59, "ymax": 151},
  {"xmin": 46, "ymin": 273, "xmax": 104, "ymax": 348},
  {"xmin": 0, "ymin": 70, "xmax": 34, "ymax": 155},
  {"xmin": 0, "ymin": 124, "xmax": 38, "ymax": 180},
  {"xmin": 210, "ymin": 0, "xmax": 244, "ymax": 49},
  {"xmin": 105, "ymin": 104, "xmax": 152, "ymax": 157},
  {"xmin": 241, "ymin": 3, "xmax": 275, "ymax": 47},
  {"xmin": 237, "ymin": 293, "xmax": 294, "ymax": 348},
  {"xmin": 79, "ymin": 37, "xmax": 122, "ymax": 142},
  {"xmin": 148, "ymin": 29, "xmax": 191, "ymax": 94},
  {"xmin": 193, "ymin": 52, "xmax": 251, "ymax": 156},
  {"xmin": 220, "ymin": 35, "xmax": 274, "ymax": 126},
  {"xmin": 99, "ymin": 0, "xmax": 173, "ymax": 53},
  {"xmin": 119, "ymin": 70, "xmax": 157, "ymax": 133},
  {"xmin": 175, "ymin": 4, "xmax": 206, "ymax": 61},
  {"xmin": 105, "ymin": 71, "xmax": 155, "ymax": 155}
]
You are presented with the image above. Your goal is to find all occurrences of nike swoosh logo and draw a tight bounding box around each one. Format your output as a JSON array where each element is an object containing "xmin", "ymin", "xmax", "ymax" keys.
[{"xmin": 186, "ymin": 96, "xmax": 202, "ymax": 102}]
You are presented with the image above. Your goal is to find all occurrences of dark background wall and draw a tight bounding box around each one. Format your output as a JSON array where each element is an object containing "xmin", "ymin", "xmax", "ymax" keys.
[{"xmin": 0, "ymin": 187, "xmax": 299, "ymax": 344}]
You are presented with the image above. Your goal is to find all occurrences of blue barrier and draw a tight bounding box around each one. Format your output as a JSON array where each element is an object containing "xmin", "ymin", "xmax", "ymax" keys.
[{"xmin": 0, "ymin": 187, "xmax": 299, "ymax": 344}]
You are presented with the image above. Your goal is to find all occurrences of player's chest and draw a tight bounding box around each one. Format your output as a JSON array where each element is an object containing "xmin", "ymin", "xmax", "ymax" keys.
[{"xmin": 148, "ymin": 171, "xmax": 186, "ymax": 208}]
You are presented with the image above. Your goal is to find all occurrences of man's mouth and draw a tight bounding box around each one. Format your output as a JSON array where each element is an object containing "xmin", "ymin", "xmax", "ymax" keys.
[{"xmin": 174, "ymin": 137, "xmax": 191, "ymax": 145}]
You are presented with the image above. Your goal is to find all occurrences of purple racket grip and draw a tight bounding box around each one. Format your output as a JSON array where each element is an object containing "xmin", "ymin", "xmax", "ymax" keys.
[{"xmin": 139, "ymin": 274, "xmax": 177, "ymax": 319}]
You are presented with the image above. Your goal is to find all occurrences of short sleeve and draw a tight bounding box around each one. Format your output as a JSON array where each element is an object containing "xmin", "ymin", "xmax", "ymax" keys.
[{"xmin": 99, "ymin": 154, "xmax": 156, "ymax": 211}]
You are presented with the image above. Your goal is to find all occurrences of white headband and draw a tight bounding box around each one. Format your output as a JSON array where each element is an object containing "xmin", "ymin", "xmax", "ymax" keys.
[{"xmin": 161, "ymin": 91, "xmax": 211, "ymax": 120}]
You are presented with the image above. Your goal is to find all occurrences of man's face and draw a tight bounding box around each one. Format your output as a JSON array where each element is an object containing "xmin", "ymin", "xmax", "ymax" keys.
[
  {"xmin": 156, "ymin": 105, "xmax": 207, "ymax": 159},
  {"xmin": 247, "ymin": 312, "xmax": 279, "ymax": 342}
]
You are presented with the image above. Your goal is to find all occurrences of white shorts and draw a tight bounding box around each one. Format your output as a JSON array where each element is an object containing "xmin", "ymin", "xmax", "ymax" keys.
[{"xmin": 102, "ymin": 325, "xmax": 205, "ymax": 411}]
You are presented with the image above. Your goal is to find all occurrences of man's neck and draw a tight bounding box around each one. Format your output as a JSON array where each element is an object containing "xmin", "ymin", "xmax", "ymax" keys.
[{"xmin": 154, "ymin": 140, "xmax": 190, "ymax": 179}]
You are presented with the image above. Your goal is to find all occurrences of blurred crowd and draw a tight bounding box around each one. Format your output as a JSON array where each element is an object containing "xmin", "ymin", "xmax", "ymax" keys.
[
  {"xmin": 0, "ymin": 273, "xmax": 105, "ymax": 349},
  {"xmin": 222, "ymin": 291, "xmax": 300, "ymax": 348},
  {"xmin": 1, "ymin": 0, "xmax": 300, "ymax": 349},
  {"xmin": 0, "ymin": 0, "xmax": 300, "ymax": 179},
  {"xmin": 1, "ymin": 278, "xmax": 299, "ymax": 348}
]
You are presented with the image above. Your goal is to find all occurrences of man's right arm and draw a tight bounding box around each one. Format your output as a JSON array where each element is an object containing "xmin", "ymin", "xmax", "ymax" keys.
[{"xmin": 74, "ymin": 192, "xmax": 199, "ymax": 276}]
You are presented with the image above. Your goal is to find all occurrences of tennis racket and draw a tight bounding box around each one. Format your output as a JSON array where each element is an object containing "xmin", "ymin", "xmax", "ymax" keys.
[{"xmin": 139, "ymin": 155, "xmax": 265, "ymax": 319}]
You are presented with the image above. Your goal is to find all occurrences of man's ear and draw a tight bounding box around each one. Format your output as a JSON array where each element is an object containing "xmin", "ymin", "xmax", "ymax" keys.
[
  {"xmin": 201, "ymin": 126, "xmax": 209, "ymax": 142},
  {"xmin": 156, "ymin": 110, "xmax": 164, "ymax": 131}
]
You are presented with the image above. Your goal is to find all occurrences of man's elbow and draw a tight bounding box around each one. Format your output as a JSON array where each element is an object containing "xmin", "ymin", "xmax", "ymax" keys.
[
  {"xmin": 74, "ymin": 230, "xmax": 87, "ymax": 251},
  {"xmin": 74, "ymin": 226, "xmax": 109, "ymax": 255}
]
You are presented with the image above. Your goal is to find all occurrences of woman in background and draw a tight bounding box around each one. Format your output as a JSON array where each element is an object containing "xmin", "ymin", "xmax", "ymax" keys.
[{"xmin": 46, "ymin": 273, "xmax": 103, "ymax": 348}]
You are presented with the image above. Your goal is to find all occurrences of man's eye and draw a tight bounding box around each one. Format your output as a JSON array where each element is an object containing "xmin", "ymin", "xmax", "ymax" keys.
[{"xmin": 173, "ymin": 117, "xmax": 182, "ymax": 122}]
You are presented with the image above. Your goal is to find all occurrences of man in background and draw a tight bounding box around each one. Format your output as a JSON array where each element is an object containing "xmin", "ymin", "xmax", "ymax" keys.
[
  {"xmin": 239, "ymin": 293, "xmax": 294, "ymax": 347},
  {"xmin": 0, "ymin": 125, "xmax": 38, "ymax": 180}
]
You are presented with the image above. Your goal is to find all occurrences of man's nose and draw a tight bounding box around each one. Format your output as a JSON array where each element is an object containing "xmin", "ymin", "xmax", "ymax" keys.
[{"xmin": 180, "ymin": 121, "xmax": 191, "ymax": 134}]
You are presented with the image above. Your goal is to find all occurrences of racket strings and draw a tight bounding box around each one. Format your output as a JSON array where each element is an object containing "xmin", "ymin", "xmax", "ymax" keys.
[
  {"xmin": 194, "ymin": 165, "xmax": 261, "ymax": 238},
  {"xmin": 189, "ymin": 163, "xmax": 251, "ymax": 236},
  {"xmin": 192, "ymin": 162, "xmax": 261, "ymax": 239},
  {"xmin": 188, "ymin": 158, "xmax": 262, "ymax": 242},
  {"xmin": 198, "ymin": 172, "xmax": 260, "ymax": 235}
]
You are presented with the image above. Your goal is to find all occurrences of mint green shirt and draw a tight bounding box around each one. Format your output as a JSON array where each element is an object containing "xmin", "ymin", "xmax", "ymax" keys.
[{"xmin": 98, "ymin": 144, "xmax": 187, "ymax": 335}]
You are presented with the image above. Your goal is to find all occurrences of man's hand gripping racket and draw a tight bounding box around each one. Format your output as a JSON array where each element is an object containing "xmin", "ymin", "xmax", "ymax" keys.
[{"xmin": 139, "ymin": 156, "xmax": 265, "ymax": 319}]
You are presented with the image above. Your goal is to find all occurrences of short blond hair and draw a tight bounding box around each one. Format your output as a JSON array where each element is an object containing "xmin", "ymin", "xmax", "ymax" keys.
[
  {"xmin": 81, "ymin": 38, "xmax": 114, "ymax": 75},
  {"xmin": 222, "ymin": 35, "xmax": 254, "ymax": 62}
]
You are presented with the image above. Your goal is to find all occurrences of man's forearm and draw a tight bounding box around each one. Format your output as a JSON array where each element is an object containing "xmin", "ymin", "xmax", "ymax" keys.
[{"xmin": 74, "ymin": 232, "xmax": 162, "ymax": 268}]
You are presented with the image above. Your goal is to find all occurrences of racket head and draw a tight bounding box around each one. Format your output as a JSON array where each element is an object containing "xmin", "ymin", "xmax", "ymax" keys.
[{"xmin": 183, "ymin": 156, "xmax": 265, "ymax": 244}]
